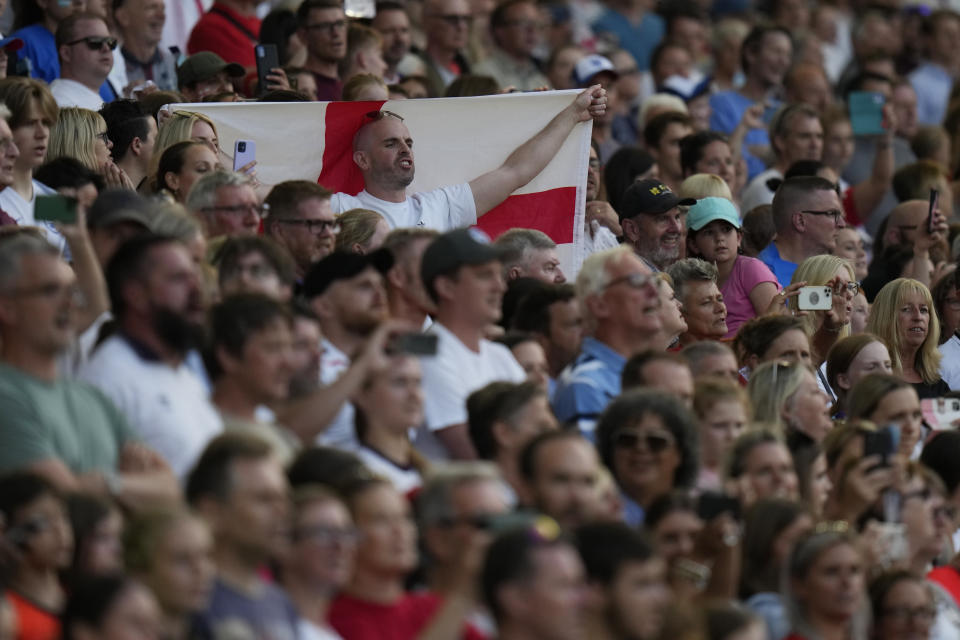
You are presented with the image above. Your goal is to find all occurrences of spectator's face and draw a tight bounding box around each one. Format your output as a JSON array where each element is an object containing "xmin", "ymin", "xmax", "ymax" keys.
[
  {"xmin": 869, "ymin": 386, "xmax": 923, "ymax": 457},
  {"xmin": 546, "ymin": 298, "xmax": 583, "ymax": 368},
  {"xmin": 82, "ymin": 508, "xmax": 123, "ymax": 575},
  {"xmin": 610, "ymin": 412, "xmax": 681, "ymax": 502},
  {"xmin": 605, "ymin": 558, "xmax": 669, "ymax": 640},
  {"xmin": 166, "ymin": 143, "xmax": 218, "ymax": 203},
  {"xmin": 514, "ymin": 247, "xmax": 565, "ymax": 284},
  {"xmin": 696, "ymin": 351, "xmax": 740, "ymax": 383},
  {"xmin": 788, "ymin": 69, "xmax": 831, "ymax": 113},
  {"xmin": 639, "ymin": 360, "xmax": 694, "ymax": 408},
  {"xmin": 115, "ymin": 0, "xmax": 165, "ymax": 45},
  {"xmin": 652, "ymin": 46, "xmax": 691, "ymax": 85},
  {"xmin": 220, "ymin": 457, "xmax": 290, "ymax": 558},
  {"xmin": 754, "ymin": 31, "xmax": 792, "ymax": 86},
  {"xmin": 875, "ymin": 578, "xmax": 935, "ymax": 640},
  {"xmin": 289, "ymin": 498, "xmax": 356, "ymax": 591},
  {"xmin": 796, "ymin": 187, "xmax": 844, "ymax": 253},
  {"xmin": 742, "ymin": 442, "xmax": 798, "ymax": 501},
  {"xmin": 611, "ymin": 50, "xmax": 641, "ymax": 104},
  {"xmin": 94, "ymin": 118, "xmax": 113, "ymax": 167},
  {"xmin": 679, "ymin": 280, "xmax": 727, "ymax": 339},
  {"xmin": 760, "ymin": 328, "xmax": 812, "ymax": 366},
  {"xmin": 0, "ymin": 253, "xmax": 79, "ymax": 354},
  {"xmin": 690, "ymin": 220, "xmax": 740, "ymax": 264},
  {"xmin": 12, "ymin": 98, "xmax": 52, "ymax": 171},
  {"xmin": 698, "ymin": 399, "xmax": 747, "ymax": 468},
  {"xmin": 652, "ymin": 509, "xmax": 702, "ymax": 566},
  {"xmin": 357, "ymin": 43, "xmax": 388, "ymax": 79},
  {"xmin": 133, "ymin": 116, "xmax": 158, "ymax": 172},
  {"xmin": 355, "ymin": 355, "xmax": 424, "ymax": 430},
  {"xmin": 322, "ymin": 267, "xmax": 388, "ymax": 334},
  {"xmin": 778, "ymin": 115, "xmax": 823, "ymax": 165},
  {"xmin": 293, "ymin": 71, "xmax": 319, "ymax": 100},
  {"xmin": 372, "ymin": 9, "xmax": 412, "ymax": 66},
  {"xmin": 220, "ymin": 250, "xmax": 287, "ymax": 300},
  {"xmin": 892, "ymin": 84, "xmax": 918, "ymax": 139},
  {"xmin": 850, "ymin": 292, "xmax": 869, "ymax": 334},
  {"xmin": 511, "ymin": 340, "xmax": 551, "ymax": 393},
  {"xmin": 791, "ymin": 543, "xmax": 864, "ymax": 624},
  {"xmin": 671, "ymin": 16, "xmax": 708, "ymax": 59},
  {"xmin": 93, "ymin": 583, "xmax": 163, "ymax": 640},
  {"xmin": 301, "ymin": 7, "xmax": 347, "ymax": 63},
  {"xmin": 527, "ymin": 437, "xmax": 600, "ymax": 529},
  {"xmin": 289, "ymin": 315, "xmax": 322, "ymax": 395},
  {"xmin": 268, "ymin": 196, "xmax": 337, "ymax": 273},
  {"xmin": 656, "ymin": 281, "xmax": 687, "ymax": 341},
  {"xmin": 693, "ymin": 140, "xmax": 735, "ymax": 186},
  {"xmin": 596, "ymin": 252, "xmax": 662, "ymax": 333},
  {"xmin": 438, "ymin": 261, "xmax": 506, "ymax": 324},
  {"xmin": 822, "ymin": 120, "xmax": 854, "ymax": 172},
  {"xmin": 623, "ymin": 208, "xmax": 684, "ymax": 269},
  {"xmin": 495, "ymin": 2, "xmax": 542, "ymax": 58},
  {"xmin": 207, "ymin": 184, "xmax": 261, "ymax": 236},
  {"xmin": 834, "ymin": 228, "xmax": 867, "ymax": 280},
  {"xmin": 547, "ymin": 46, "xmax": 584, "ymax": 91},
  {"xmin": 139, "ymin": 244, "xmax": 204, "ymax": 332},
  {"xmin": 352, "ymin": 484, "xmax": 418, "ymax": 574},
  {"xmin": 900, "ymin": 475, "xmax": 943, "ymax": 561},
  {"xmin": 140, "ymin": 516, "xmax": 215, "ymax": 615},
  {"xmin": 585, "ymin": 146, "xmax": 600, "ymax": 201},
  {"xmin": 190, "ymin": 120, "xmax": 218, "ymax": 152},
  {"xmin": 425, "ymin": 0, "xmax": 472, "ymax": 52},
  {"xmin": 185, "ymin": 71, "xmax": 233, "ymax": 101},
  {"xmin": 427, "ymin": 479, "xmax": 507, "ymax": 566},
  {"xmin": 508, "ymin": 546, "xmax": 587, "ymax": 640},
  {"xmin": 932, "ymin": 18, "xmax": 960, "ymax": 63},
  {"xmin": 355, "ymin": 117, "xmax": 416, "ymax": 190},
  {"xmin": 392, "ymin": 236, "xmax": 435, "ymax": 313},
  {"xmin": 0, "ymin": 118, "xmax": 20, "ymax": 187},
  {"xmin": 836, "ymin": 340, "xmax": 892, "ymax": 393},
  {"xmin": 231, "ymin": 318, "xmax": 296, "ymax": 404},
  {"xmin": 896, "ymin": 290, "xmax": 932, "ymax": 354},
  {"xmin": 61, "ymin": 18, "xmax": 114, "ymax": 79},
  {"xmin": 786, "ymin": 369, "xmax": 832, "ymax": 442},
  {"xmin": 13, "ymin": 493, "xmax": 73, "ymax": 570}
]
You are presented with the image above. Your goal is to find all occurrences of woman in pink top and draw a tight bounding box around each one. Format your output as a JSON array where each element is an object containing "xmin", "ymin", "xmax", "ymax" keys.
[{"xmin": 686, "ymin": 197, "xmax": 781, "ymax": 338}]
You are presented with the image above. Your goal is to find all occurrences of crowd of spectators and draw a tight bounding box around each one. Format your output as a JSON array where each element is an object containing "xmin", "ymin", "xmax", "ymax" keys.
[{"xmin": 0, "ymin": 0, "xmax": 958, "ymax": 639}]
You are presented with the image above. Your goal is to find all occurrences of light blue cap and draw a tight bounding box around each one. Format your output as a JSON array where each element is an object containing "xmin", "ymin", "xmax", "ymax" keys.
[{"xmin": 686, "ymin": 197, "xmax": 741, "ymax": 231}]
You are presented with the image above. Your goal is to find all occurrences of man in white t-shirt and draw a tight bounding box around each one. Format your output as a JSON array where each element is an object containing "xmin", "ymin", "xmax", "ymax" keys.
[
  {"xmin": 330, "ymin": 85, "xmax": 607, "ymax": 229},
  {"xmin": 49, "ymin": 13, "xmax": 116, "ymax": 110},
  {"xmin": 415, "ymin": 228, "xmax": 526, "ymax": 460},
  {"xmin": 80, "ymin": 235, "xmax": 223, "ymax": 477}
]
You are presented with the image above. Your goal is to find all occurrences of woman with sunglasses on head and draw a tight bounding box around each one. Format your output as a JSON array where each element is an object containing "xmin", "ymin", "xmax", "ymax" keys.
[
  {"xmin": 867, "ymin": 278, "xmax": 950, "ymax": 399},
  {"xmin": 595, "ymin": 389, "xmax": 699, "ymax": 521},
  {"xmin": 748, "ymin": 360, "xmax": 833, "ymax": 445}
]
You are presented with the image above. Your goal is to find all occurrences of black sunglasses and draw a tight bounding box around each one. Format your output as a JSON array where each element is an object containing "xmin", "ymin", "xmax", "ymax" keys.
[
  {"xmin": 67, "ymin": 36, "xmax": 118, "ymax": 51},
  {"xmin": 613, "ymin": 430, "xmax": 673, "ymax": 453}
]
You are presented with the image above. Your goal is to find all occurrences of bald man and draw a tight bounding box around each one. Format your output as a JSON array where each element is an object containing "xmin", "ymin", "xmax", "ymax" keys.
[
  {"xmin": 784, "ymin": 63, "xmax": 833, "ymax": 114},
  {"xmin": 329, "ymin": 86, "xmax": 607, "ymax": 230},
  {"xmin": 874, "ymin": 199, "xmax": 948, "ymax": 289}
]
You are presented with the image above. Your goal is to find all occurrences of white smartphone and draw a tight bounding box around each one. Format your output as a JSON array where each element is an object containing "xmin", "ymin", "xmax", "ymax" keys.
[
  {"xmin": 797, "ymin": 286, "xmax": 832, "ymax": 311},
  {"xmin": 233, "ymin": 139, "xmax": 256, "ymax": 172}
]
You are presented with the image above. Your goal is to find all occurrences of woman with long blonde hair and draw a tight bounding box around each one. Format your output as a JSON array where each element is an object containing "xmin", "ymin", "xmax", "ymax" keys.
[
  {"xmin": 866, "ymin": 277, "xmax": 949, "ymax": 397},
  {"xmin": 788, "ymin": 255, "xmax": 857, "ymax": 370},
  {"xmin": 747, "ymin": 360, "xmax": 833, "ymax": 445},
  {"xmin": 47, "ymin": 107, "xmax": 132, "ymax": 188},
  {"xmin": 149, "ymin": 110, "xmax": 220, "ymax": 180}
]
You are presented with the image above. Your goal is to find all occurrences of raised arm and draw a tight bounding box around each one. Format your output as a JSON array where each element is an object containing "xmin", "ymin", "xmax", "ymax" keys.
[{"xmin": 469, "ymin": 86, "xmax": 607, "ymax": 217}]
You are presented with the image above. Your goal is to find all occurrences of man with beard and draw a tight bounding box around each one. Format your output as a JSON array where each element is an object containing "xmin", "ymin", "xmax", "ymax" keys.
[
  {"xmin": 619, "ymin": 179, "xmax": 695, "ymax": 272},
  {"xmin": 80, "ymin": 234, "xmax": 223, "ymax": 478},
  {"xmin": 331, "ymin": 86, "xmax": 607, "ymax": 229},
  {"xmin": 371, "ymin": 2, "xmax": 413, "ymax": 85},
  {"xmin": 265, "ymin": 180, "xmax": 338, "ymax": 283},
  {"xmin": 0, "ymin": 234, "xmax": 178, "ymax": 505},
  {"xmin": 303, "ymin": 249, "xmax": 392, "ymax": 450}
]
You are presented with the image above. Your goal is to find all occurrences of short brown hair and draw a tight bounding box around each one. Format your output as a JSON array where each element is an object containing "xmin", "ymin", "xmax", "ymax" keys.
[
  {"xmin": 264, "ymin": 180, "xmax": 333, "ymax": 228},
  {"xmin": 0, "ymin": 77, "xmax": 58, "ymax": 129},
  {"xmin": 185, "ymin": 433, "xmax": 274, "ymax": 505},
  {"xmin": 55, "ymin": 11, "xmax": 108, "ymax": 49}
]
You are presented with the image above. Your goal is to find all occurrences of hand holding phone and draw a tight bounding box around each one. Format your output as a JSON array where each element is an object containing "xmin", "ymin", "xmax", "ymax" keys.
[
  {"xmin": 233, "ymin": 139, "xmax": 256, "ymax": 173},
  {"xmin": 255, "ymin": 44, "xmax": 280, "ymax": 96},
  {"xmin": 797, "ymin": 286, "xmax": 832, "ymax": 310}
]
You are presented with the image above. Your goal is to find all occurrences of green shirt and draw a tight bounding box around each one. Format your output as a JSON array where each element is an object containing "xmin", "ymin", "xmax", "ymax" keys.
[{"xmin": 0, "ymin": 362, "xmax": 133, "ymax": 473}]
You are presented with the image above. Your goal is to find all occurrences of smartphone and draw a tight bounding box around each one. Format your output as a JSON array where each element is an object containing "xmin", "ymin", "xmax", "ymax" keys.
[
  {"xmin": 849, "ymin": 91, "xmax": 886, "ymax": 136},
  {"xmin": 388, "ymin": 333, "xmax": 438, "ymax": 356},
  {"xmin": 863, "ymin": 424, "xmax": 900, "ymax": 466},
  {"xmin": 233, "ymin": 139, "xmax": 256, "ymax": 172},
  {"xmin": 873, "ymin": 521, "xmax": 908, "ymax": 566},
  {"xmin": 797, "ymin": 285, "xmax": 832, "ymax": 310},
  {"xmin": 255, "ymin": 43, "xmax": 280, "ymax": 96},
  {"xmin": 928, "ymin": 188, "xmax": 939, "ymax": 234},
  {"xmin": 697, "ymin": 492, "xmax": 740, "ymax": 521},
  {"xmin": 34, "ymin": 194, "xmax": 77, "ymax": 224}
]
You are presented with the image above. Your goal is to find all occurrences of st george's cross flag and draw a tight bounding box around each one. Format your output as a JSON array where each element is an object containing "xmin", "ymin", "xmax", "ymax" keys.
[{"xmin": 171, "ymin": 90, "xmax": 592, "ymax": 276}]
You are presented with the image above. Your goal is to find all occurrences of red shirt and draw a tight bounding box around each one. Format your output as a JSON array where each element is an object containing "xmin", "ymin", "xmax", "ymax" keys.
[
  {"xmin": 187, "ymin": 2, "xmax": 260, "ymax": 68},
  {"xmin": 6, "ymin": 591, "xmax": 59, "ymax": 640},
  {"xmin": 328, "ymin": 592, "xmax": 486, "ymax": 640},
  {"xmin": 929, "ymin": 566, "xmax": 960, "ymax": 607}
]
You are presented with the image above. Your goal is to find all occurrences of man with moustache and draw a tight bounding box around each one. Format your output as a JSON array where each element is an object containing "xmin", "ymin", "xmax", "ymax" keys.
[
  {"xmin": 80, "ymin": 234, "xmax": 223, "ymax": 478},
  {"xmin": 618, "ymin": 179, "xmax": 695, "ymax": 273}
]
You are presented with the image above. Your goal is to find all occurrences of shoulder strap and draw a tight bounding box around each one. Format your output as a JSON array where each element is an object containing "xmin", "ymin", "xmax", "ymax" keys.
[{"xmin": 209, "ymin": 6, "xmax": 258, "ymax": 43}]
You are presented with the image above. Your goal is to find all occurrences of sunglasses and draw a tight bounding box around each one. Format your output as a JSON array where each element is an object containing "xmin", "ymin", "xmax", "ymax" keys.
[
  {"xmin": 613, "ymin": 430, "xmax": 674, "ymax": 452},
  {"xmin": 365, "ymin": 109, "xmax": 404, "ymax": 123},
  {"xmin": 67, "ymin": 36, "xmax": 118, "ymax": 51}
]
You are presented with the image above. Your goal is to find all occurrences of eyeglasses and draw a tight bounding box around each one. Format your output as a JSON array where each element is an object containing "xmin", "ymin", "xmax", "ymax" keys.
[
  {"xmin": 10, "ymin": 282, "xmax": 84, "ymax": 305},
  {"xmin": 882, "ymin": 606, "xmax": 937, "ymax": 625},
  {"xmin": 429, "ymin": 13, "xmax": 473, "ymax": 26},
  {"xmin": 604, "ymin": 271, "xmax": 655, "ymax": 291},
  {"xmin": 274, "ymin": 218, "xmax": 340, "ymax": 234},
  {"xmin": 95, "ymin": 131, "xmax": 110, "ymax": 144},
  {"xmin": 800, "ymin": 209, "xmax": 845, "ymax": 225},
  {"xmin": 837, "ymin": 281, "xmax": 860, "ymax": 295},
  {"xmin": 66, "ymin": 35, "xmax": 118, "ymax": 51},
  {"xmin": 292, "ymin": 525, "xmax": 361, "ymax": 545},
  {"xmin": 613, "ymin": 429, "xmax": 674, "ymax": 453},
  {"xmin": 305, "ymin": 19, "xmax": 346, "ymax": 32},
  {"xmin": 365, "ymin": 109, "xmax": 404, "ymax": 123},
  {"xmin": 201, "ymin": 203, "xmax": 270, "ymax": 219}
]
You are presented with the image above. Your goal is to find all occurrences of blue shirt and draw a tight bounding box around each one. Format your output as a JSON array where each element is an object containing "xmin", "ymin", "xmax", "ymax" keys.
[
  {"xmin": 552, "ymin": 337, "xmax": 626, "ymax": 440},
  {"xmin": 591, "ymin": 9, "xmax": 664, "ymax": 71},
  {"xmin": 909, "ymin": 61, "xmax": 951, "ymax": 125},
  {"xmin": 13, "ymin": 23, "xmax": 116, "ymax": 102},
  {"xmin": 709, "ymin": 91, "xmax": 778, "ymax": 180},
  {"xmin": 757, "ymin": 242, "xmax": 796, "ymax": 288}
]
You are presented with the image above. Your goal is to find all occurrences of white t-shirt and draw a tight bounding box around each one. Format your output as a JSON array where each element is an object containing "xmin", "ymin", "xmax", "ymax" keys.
[
  {"xmin": 330, "ymin": 184, "xmax": 477, "ymax": 231},
  {"xmin": 740, "ymin": 168, "xmax": 782, "ymax": 214},
  {"xmin": 317, "ymin": 338, "xmax": 357, "ymax": 451},
  {"xmin": 413, "ymin": 322, "xmax": 525, "ymax": 460},
  {"xmin": 355, "ymin": 445, "xmax": 422, "ymax": 495},
  {"xmin": 939, "ymin": 334, "xmax": 960, "ymax": 391},
  {"xmin": 78, "ymin": 334, "xmax": 223, "ymax": 477},
  {"xmin": 0, "ymin": 181, "xmax": 65, "ymax": 249},
  {"xmin": 49, "ymin": 78, "xmax": 105, "ymax": 110}
]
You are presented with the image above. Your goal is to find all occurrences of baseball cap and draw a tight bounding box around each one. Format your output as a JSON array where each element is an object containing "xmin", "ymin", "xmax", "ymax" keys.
[
  {"xmin": 572, "ymin": 54, "xmax": 618, "ymax": 87},
  {"xmin": 0, "ymin": 36, "xmax": 23, "ymax": 52},
  {"xmin": 685, "ymin": 197, "xmax": 742, "ymax": 231},
  {"xmin": 302, "ymin": 248, "xmax": 394, "ymax": 298},
  {"xmin": 177, "ymin": 52, "xmax": 245, "ymax": 88},
  {"xmin": 86, "ymin": 189, "xmax": 153, "ymax": 230},
  {"xmin": 421, "ymin": 228, "xmax": 505, "ymax": 290},
  {"xmin": 619, "ymin": 179, "xmax": 696, "ymax": 221}
]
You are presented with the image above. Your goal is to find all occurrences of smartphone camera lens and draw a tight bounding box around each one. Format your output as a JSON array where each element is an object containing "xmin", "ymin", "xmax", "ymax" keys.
[{"xmin": 237, "ymin": 142, "xmax": 246, "ymax": 152}]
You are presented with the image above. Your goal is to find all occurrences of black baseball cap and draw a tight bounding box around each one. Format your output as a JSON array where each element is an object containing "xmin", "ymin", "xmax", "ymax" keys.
[
  {"xmin": 302, "ymin": 248, "xmax": 394, "ymax": 298},
  {"xmin": 177, "ymin": 52, "xmax": 244, "ymax": 88},
  {"xmin": 619, "ymin": 179, "xmax": 696, "ymax": 221},
  {"xmin": 421, "ymin": 228, "xmax": 505, "ymax": 290},
  {"xmin": 86, "ymin": 189, "xmax": 153, "ymax": 230}
]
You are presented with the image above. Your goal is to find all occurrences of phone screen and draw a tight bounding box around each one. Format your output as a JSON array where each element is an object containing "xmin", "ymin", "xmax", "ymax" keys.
[
  {"xmin": 34, "ymin": 195, "xmax": 77, "ymax": 224},
  {"xmin": 849, "ymin": 91, "xmax": 886, "ymax": 136},
  {"xmin": 928, "ymin": 188, "xmax": 939, "ymax": 234}
]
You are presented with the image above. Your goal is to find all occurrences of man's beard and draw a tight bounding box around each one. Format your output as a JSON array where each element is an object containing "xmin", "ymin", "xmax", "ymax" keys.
[{"xmin": 151, "ymin": 308, "xmax": 205, "ymax": 355}]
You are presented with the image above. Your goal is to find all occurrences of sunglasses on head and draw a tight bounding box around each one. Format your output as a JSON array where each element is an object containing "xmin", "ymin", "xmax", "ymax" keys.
[
  {"xmin": 613, "ymin": 430, "xmax": 673, "ymax": 452},
  {"xmin": 67, "ymin": 36, "xmax": 118, "ymax": 51}
]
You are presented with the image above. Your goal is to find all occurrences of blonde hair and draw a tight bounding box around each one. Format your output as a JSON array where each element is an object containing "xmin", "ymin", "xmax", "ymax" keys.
[
  {"xmin": 150, "ymin": 110, "xmax": 219, "ymax": 179},
  {"xmin": 866, "ymin": 278, "xmax": 942, "ymax": 384},
  {"xmin": 576, "ymin": 245, "xmax": 632, "ymax": 331},
  {"xmin": 335, "ymin": 208, "xmax": 386, "ymax": 253},
  {"xmin": 679, "ymin": 173, "xmax": 734, "ymax": 201},
  {"xmin": 789, "ymin": 254, "xmax": 855, "ymax": 341},
  {"xmin": 638, "ymin": 93, "xmax": 688, "ymax": 131},
  {"xmin": 47, "ymin": 107, "xmax": 104, "ymax": 170},
  {"xmin": 693, "ymin": 377, "xmax": 749, "ymax": 420},
  {"xmin": 342, "ymin": 74, "xmax": 389, "ymax": 101},
  {"xmin": 747, "ymin": 360, "xmax": 810, "ymax": 438}
]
